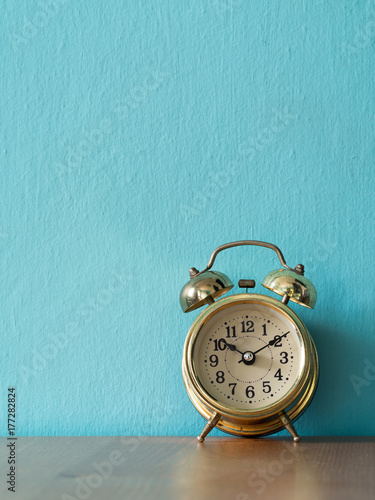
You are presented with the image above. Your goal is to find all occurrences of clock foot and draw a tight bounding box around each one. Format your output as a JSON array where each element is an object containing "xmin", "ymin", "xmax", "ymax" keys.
[
  {"xmin": 279, "ymin": 411, "xmax": 300, "ymax": 442},
  {"xmin": 197, "ymin": 412, "xmax": 221, "ymax": 443}
]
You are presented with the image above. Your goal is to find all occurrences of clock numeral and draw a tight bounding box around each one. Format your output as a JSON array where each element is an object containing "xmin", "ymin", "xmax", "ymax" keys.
[
  {"xmin": 280, "ymin": 352, "xmax": 289, "ymax": 364},
  {"xmin": 213, "ymin": 339, "xmax": 226, "ymax": 351},
  {"xmin": 262, "ymin": 324, "xmax": 267, "ymax": 336},
  {"xmin": 216, "ymin": 371, "xmax": 225, "ymax": 384},
  {"xmin": 246, "ymin": 385, "xmax": 255, "ymax": 399},
  {"xmin": 273, "ymin": 335, "xmax": 282, "ymax": 347},
  {"xmin": 274, "ymin": 368, "xmax": 283, "ymax": 381},
  {"xmin": 241, "ymin": 320, "xmax": 254, "ymax": 333},
  {"xmin": 228, "ymin": 383, "xmax": 237, "ymax": 395},
  {"xmin": 209, "ymin": 355, "xmax": 218, "ymax": 367},
  {"xmin": 225, "ymin": 325, "xmax": 236, "ymax": 338},
  {"xmin": 262, "ymin": 381, "xmax": 271, "ymax": 393}
]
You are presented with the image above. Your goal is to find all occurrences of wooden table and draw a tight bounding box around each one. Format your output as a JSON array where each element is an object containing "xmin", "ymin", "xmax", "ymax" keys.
[{"xmin": 1, "ymin": 436, "xmax": 374, "ymax": 499}]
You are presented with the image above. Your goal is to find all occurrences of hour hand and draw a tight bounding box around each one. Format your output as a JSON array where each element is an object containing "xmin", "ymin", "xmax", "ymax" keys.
[{"xmin": 223, "ymin": 340, "xmax": 244, "ymax": 356}]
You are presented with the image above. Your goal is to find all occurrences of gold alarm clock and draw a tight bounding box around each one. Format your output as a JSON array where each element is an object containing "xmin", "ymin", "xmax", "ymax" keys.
[{"xmin": 180, "ymin": 240, "xmax": 318, "ymax": 442}]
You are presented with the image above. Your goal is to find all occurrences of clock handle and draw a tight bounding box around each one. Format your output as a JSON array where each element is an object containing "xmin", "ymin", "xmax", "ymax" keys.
[{"xmin": 198, "ymin": 240, "xmax": 299, "ymax": 277}]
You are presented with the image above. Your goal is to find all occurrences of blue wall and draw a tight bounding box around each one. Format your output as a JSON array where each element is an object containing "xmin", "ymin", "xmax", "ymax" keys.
[{"xmin": 1, "ymin": 0, "xmax": 374, "ymax": 437}]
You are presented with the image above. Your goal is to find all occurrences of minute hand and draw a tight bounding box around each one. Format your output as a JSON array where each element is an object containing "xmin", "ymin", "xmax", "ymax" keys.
[{"xmin": 252, "ymin": 332, "xmax": 290, "ymax": 355}]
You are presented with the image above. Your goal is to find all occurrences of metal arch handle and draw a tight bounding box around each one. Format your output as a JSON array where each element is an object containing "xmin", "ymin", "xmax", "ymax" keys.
[{"xmin": 198, "ymin": 240, "xmax": 296, "ymax": 275}]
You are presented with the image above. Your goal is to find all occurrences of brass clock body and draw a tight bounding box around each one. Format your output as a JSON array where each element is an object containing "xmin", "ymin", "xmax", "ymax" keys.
[
  {"xmin": 180, "ymin": 240, "xmax": 319, "ymax": 441},
  {"xmin": 182, "ymin": 293, "xmax": 319, "ymax": 440}
]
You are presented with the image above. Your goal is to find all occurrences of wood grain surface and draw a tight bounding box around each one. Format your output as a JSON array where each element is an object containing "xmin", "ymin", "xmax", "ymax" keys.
[{"xmin": 0, "ymin": 436, "xmax": 374, "ymax": 500}]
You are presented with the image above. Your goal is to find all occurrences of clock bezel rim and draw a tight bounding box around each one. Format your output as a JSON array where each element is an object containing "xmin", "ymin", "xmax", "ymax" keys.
[{"xmin": 183, "ymin": 293, "xmax": 313, "ymax": 420}]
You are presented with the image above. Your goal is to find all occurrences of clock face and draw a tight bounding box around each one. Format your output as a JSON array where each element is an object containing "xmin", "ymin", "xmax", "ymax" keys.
[{"xmin": 192, "ymin": 301, "xmax": 306, "ymax": 411}]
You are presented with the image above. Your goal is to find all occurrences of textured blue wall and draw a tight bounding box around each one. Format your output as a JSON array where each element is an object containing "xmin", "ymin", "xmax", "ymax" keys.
[{"xmin": 1, "ymin": 1, "xmax": 374, "ymax": 437}]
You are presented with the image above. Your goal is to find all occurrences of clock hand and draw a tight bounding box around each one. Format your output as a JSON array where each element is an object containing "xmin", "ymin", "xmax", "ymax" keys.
[
  {"xmin": 252, "ymin": 331, "xmax": 290, "ymax": 355},
  {"xmin": 222, "ymin": 340, "xmax": 245, "ymax": 356},
  {"xmin": 237, "ymin": 332, "xmax": 290, "ymax": 364},
  {"xmin": 223, "ymin": 341, "xmax": 255, "ymax": 366}
]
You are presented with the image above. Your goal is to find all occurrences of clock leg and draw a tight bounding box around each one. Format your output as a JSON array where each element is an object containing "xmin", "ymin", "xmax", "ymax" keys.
[
  {"xmin": 279, "ymin": 411, "xmax": 301, "ymax": 442},
  {"xmin": 197, "ymin": 412, "xmax": 221, "ymax": 442}
]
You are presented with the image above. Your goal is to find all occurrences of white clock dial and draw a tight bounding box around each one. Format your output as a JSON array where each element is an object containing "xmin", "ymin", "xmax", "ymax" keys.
[{"xmin": 192, "ymin": 302, "xmax": 305, "ymax": 411}]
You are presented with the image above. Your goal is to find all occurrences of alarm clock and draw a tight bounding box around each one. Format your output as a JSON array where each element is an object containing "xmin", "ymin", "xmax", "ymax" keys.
[{"xmin": 180, "ymin": 240, "xmax": 318, "ymax": 442}]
